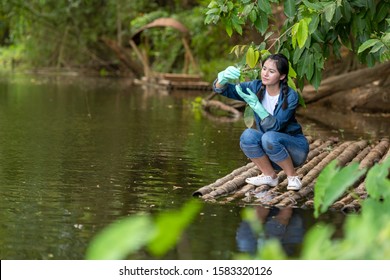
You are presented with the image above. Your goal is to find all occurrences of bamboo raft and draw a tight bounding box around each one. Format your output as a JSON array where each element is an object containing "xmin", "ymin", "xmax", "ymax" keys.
[{"xmin": 192, "ymin": 136, "xmax": 390, "ymax": 212}]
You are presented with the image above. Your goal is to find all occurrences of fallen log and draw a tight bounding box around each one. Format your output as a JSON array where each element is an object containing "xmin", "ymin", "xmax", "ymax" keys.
[
  {"xmin": 201, "ymin": 99, "xmax": 242, "ymax": 121},
  {"xmin": 302, "ymin": 61, "xmax": 390, "ymax": 104}
]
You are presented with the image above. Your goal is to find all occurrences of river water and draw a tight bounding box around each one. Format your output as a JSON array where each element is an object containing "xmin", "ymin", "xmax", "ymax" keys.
[{"xmin": 0, "ymin": 74, "xmax": 387, "ymax": 260}]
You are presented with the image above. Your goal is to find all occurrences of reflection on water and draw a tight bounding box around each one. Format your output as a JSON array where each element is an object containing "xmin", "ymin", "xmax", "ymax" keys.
[
  {"xmin": 236, "ymin": 206, "xmax": 303, "ymax": 257},
  {"xmin": 0, "ymin": 74, "xmax": 382, "ymax": 259}
]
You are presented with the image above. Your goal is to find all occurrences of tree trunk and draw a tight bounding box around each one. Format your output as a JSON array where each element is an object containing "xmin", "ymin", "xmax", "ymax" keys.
[
  {"xmin": 302, "ymin": 61, "xmax": 390, "ymax": 104},
  {"xmin": 101, "ymin": 37, "xmax": 143, "ymax": 77}
]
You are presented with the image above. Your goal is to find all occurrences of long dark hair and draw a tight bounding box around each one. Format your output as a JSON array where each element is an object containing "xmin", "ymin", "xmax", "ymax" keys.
[{"xmin": 256, "ymin": 53, "xmax": 289, "ymax": 110}]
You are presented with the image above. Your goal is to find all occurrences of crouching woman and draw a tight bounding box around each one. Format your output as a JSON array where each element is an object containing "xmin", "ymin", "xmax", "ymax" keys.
[{"xmin": 213, "ymin": 53, "xmax": 309, "ymax": 190}]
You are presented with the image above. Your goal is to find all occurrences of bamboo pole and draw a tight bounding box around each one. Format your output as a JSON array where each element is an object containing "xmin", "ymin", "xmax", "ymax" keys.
[
  {"xmin": 306, "ymin": 140, "xmax": 335, "ymax": 161},
  {"xmin": 350, "ymin": 146, "xmax": 371, "ymax": 163},
  {"xmin": 308, "ymin": 138, "xmax": 324, "ymax": 150},
  {"xmin": 274, "ymin": 184, "xmax": 316, "ymax": 208},
  {"xmin": 330, "ymin": 142, "xmax": 379, "ymax": 209},
  {"xmin": 331, "ymin": 181, "xmax": 365, "ymax": 210},
  {"xmin": 223, "ymin": 184, "xmax": 256, "ymax": 203},
  {"xmin": 380, "ymin": 141, "xmax": 390, "ymax": 162},
  {"xmin": 336, "ymin": 138, "xmax": 389, "ymax": 209},
  {"xmin": 276, "ymin": 140, "xmax": 372, "ymax": 207},
  {"xmin": 201, "ymin": 168, "xmax": 259, "ymax": 200},
  {"xmin": 267, "ymin": 141, "xmax": 352, "ymax": 206},
  {"xmin": 359, "ymin": 138, "xmax": 389, "ymax": 167},
  {"xmin": 336, "ymin": 140, "xmax": 368, "ymax": 166},
  {"xmin": 192, "ymin": 162, "xmax": 255, "ymax": 197},
  {"xmin": 330, "ymin": 144, "xmax": 379, "ymax": 209},
  {"xmin": 341, "ymin": 200, "xmax": 361, "ymax": 213},
  {"xmin": 332, "ymin": 138, "xmax": 389, "ymax": 210}
]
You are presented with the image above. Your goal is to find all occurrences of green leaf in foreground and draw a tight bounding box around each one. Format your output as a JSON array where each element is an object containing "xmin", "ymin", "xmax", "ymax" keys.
[
  {"xmin": 358, "ymin": 39, "xmax": 380, "ymax": 53},
  {"xmin": 301, "ymin": 223, "xmax": 335, "ymax": 259},
  {"xmin": 337, "ymin": 199, "xmax": 390, "ymax": 259},
  {"xmin": 243, "ymin": 105, "xmax": 254, "ymax": 128},
  {"xmin": 314, "ymin": 160, "xmax": 366, "ymax": 218},
  {"xmin": 85, "ymin": 214, "xmax": 156, "ymax": 260},
  {"xmin": 258, "ymin": 239, "xmax": 287, "ymax": 260},
  {"xmin": 365, "ymin": 157, "xmax": 390, "ymax": 200},
  {"xmin": 148, "ymin": 199, "xmax": 202, "ymax": 256}
]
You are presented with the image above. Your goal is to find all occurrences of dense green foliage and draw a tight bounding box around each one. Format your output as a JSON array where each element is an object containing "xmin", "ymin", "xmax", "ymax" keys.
[
  {"xmin": 0, "ymin": 0, "xmax": 234, "ymax": 79},
  {"xmin": 0, "ymin": 0, "xmax": 160, "ymax": 68},
  {"xmin": 1, "ymin": 1, "xmax": 389, "ymax": 84},
  {"xmin": 205, "ymin": 0, "xmax": 390, "ymax": 89},
  {"xmin": 1, "ymin": 2, "xmax": 140, "ymax": 66}
]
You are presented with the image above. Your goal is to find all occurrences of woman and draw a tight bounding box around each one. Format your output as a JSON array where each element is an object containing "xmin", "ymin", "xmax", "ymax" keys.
[{"xmin": 213, "ymin": 53, "xmax": 309, "ymax": 190}]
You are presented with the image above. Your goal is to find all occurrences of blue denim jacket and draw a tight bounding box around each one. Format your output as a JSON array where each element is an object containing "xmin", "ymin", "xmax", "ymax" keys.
[{"xmin": 213, "ymin": 79, "xmax": 304, "ymax": 136}]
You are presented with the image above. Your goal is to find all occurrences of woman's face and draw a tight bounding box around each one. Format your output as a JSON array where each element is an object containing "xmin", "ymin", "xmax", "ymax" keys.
[{"xmin": 260, "ymin": 60, "xmax": 286, "ymax": 86}]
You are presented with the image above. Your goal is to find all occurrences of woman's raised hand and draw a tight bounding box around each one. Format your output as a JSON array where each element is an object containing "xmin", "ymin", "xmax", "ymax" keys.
[{"xmin": 217, "ymin": 66, "xmax": 241, "ymax": 85}]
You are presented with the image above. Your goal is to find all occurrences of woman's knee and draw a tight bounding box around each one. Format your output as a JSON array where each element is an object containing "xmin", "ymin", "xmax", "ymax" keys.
[
  {"xmin": 261, "ymin": 131, "xmax": 279, "ymax": 150},
  {"xmin": 239, "ymin": 129, "xmax": 265, "ymax": 158},
  {"xmin": 240, "ymin": 128, "xmax": 261, "ymax": 145}
]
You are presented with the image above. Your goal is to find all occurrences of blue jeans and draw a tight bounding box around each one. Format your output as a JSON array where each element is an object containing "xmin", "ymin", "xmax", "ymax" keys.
[{"xmin": 239, "ymin": 129, "xmax": 309, "ymax": 170}]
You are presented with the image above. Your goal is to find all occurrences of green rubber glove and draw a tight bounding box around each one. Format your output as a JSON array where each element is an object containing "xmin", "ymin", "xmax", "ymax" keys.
[
  {"xmin": 217, "ymin": 66, "xmax": 241, "ymax": 85},
  {"xmin": 235, "ymin": 85, "xmax": 269, "ymax": 120}
]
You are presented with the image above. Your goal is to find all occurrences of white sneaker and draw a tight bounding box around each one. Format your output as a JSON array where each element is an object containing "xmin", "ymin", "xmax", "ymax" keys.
[
  {"xmin": 287, "ymin": 176, "xmax": 302, "ymax": 191},
  {"xmin": 245, "ymin": 175, "xmax": 279, "ymax": 187}
]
